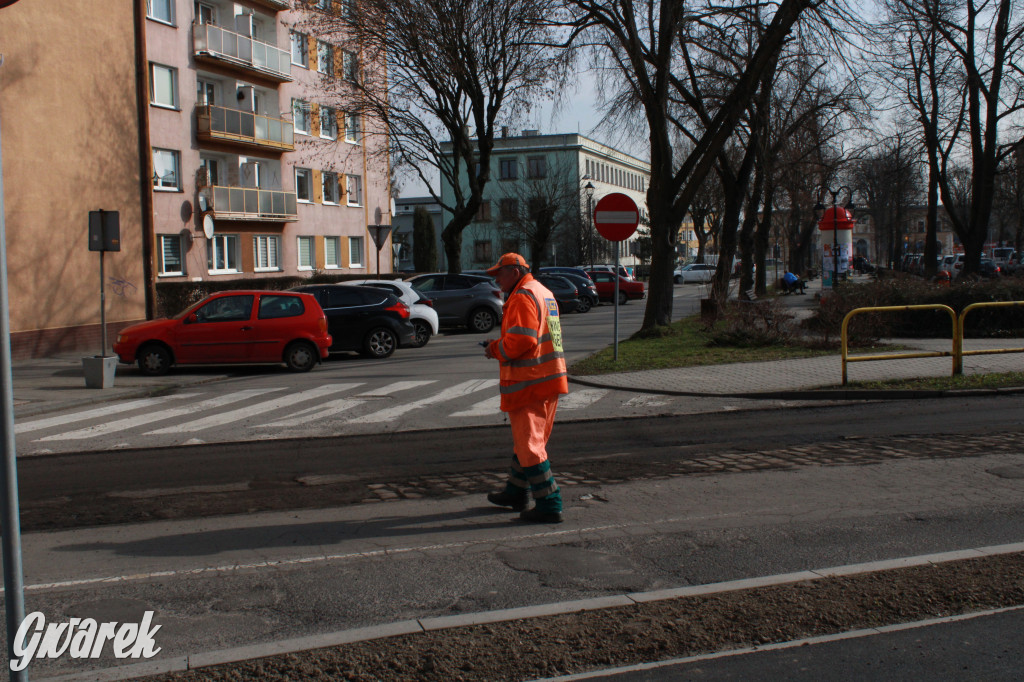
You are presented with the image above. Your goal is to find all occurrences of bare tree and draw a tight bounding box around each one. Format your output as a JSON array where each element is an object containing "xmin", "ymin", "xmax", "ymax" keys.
[{"xmin": 302, "ymin": 0, "xmax": 568, "ymax": 273}]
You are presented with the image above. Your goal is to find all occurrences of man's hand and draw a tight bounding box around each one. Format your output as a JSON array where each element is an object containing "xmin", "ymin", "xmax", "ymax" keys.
[{"xmin": 482, "ymin": 340, "xmax": 497, "ymax": 359}]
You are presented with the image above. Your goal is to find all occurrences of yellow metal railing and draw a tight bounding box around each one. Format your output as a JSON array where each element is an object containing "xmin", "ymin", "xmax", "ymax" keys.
[
  {"xmin": 193, "ymin": 23, "xmax": 291, "ymax": 79},
  {"xmin": 841, "ymin": 305, "xmax": 959, "ymax": 385},
  {"xmin": 958, "ymin": 301, "xmax": 1024, "ymax": 360},
  {"xmin": 196, "ymin": 105, "xmax": 294, "ymax": 150},
  {"xmin": 211, "ymin": 185, "xmax": 297, "ymax": 221}
]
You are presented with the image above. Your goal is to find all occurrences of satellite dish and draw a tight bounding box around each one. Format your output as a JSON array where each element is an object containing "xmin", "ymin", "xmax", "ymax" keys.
[
  {"xmin": 390, "ymin": 197, "xmax": 397, "ymax": 218},
  {"xmin": 203, "ymin": 214, "xmax": 215, "ymax": 239},
  {"xmin": 374, "ymin": 206, "xmax": 383, "ymax": 224}
]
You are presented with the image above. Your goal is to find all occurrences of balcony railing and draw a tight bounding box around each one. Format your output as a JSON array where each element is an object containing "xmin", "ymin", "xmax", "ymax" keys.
[
  {"xmin": 196, "ymin": 105, "xmax": 294, "ymax": 151},
  {"xmin": 211, "ymin": 185, "xmax": 298, "ymax": 222},
  {"xmin": 193, "ymin": 23, "xmax": 291, "ymax": 81}
]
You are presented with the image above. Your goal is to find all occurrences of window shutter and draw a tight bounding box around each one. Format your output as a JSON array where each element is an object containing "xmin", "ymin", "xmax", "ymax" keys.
[
  {"xmin": 312, "ymin": 170, "xmax": 323, "ymax": 203},
  {"xmin": 308, "ymin": 37, "xmax": 318, "ymax": 72}
]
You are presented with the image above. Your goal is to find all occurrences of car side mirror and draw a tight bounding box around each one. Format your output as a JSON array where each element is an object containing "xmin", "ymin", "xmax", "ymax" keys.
[{"xmin": 185, "ymin": 313, "xmax": 199, "ymax": 324}]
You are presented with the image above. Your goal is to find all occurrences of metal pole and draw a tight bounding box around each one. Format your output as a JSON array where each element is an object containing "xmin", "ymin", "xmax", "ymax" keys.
[
  {"xmin": 100, "ymin": 235, "xmax": 106, "ymax": 356},
  {"xmin": 588, "ymin": 195, "xmax": 594, "ymax": 271},
  {"xmin": 0, "ymin": 89, "xmax": 29, "ymax": 682},
  {"xmin": 833, "ymin": 193, "xmax": 839, "ymax": 288},
  {"xmin": 613, "ymin": 244, "xmax": 620, "ymax": 361}
]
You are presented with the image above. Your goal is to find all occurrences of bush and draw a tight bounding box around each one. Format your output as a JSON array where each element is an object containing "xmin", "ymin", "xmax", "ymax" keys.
[
  {"xmin": 805, "ymin": 274, "xmax": 1024, "ymax": 342},
  {"xmin": 707, "ymin": 299, "xmax": 797, "ymax": 347}
]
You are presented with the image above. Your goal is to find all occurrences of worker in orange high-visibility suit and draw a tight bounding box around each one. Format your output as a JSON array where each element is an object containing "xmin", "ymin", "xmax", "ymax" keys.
[{"xmin": 483, "ymin": 253, "xmax": 568, "ymax": 523}]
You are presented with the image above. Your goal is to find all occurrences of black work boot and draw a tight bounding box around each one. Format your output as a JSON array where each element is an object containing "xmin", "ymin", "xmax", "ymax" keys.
[
  {"xmin": 519, "ymin": 507, "xmax": 563, "ymax": 524},
  {"xmin": 487, "ymin": 489, "xmax": 530, "ymax": 511}
]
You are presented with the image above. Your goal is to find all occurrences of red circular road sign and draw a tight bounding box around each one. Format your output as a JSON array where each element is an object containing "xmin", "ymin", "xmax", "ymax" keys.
[
  {"xmin": 593, "ymin": 193, "xmax": 639, "ymax": 241},
  {"xmin": 0, "ymin": 1, "xmax": 21, "ymax": 8}
]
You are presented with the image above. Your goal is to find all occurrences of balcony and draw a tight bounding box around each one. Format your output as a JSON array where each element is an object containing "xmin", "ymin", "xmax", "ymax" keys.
[
  {"xmin": 193, "ymin": 23, "xmax": 292, "ymax": 82},
  {"xmin": 210, "ymin": 185, "xmax": 298, "ymax": 222},
  {"xmin": 245, "ymin": 0, "xmax": 289, "ymax": 11},
  {"xmin": 196, "ymin": 105, "xmax": 294, "ymax": 152}
]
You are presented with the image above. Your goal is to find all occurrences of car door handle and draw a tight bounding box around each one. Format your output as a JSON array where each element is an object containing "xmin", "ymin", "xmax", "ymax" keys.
[{"xmin": 240, "ymin": 326, "xmax": 253, "ymax": 331}]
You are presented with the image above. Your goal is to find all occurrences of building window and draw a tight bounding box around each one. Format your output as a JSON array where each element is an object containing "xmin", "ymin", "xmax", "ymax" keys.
[
  {"xmin": 208, "ymin": 234, "xmax": 239, "ymax": 273},
  {"xmin": 346, "ymin": 174, "xmax": 362, "ymax": 206},
  {"xmin": 527, "ymin": 157, "xmax": 547, "ymax": 179},
  {"xmin": 199, "ymin": 156, "xmax": 220, "ymax": 186},
  {"xmin": 317, "ymin": 42, "xmax": 334, "ymax": 76},
  {"xmin": 500, "ymin": 198, "xmax": 518, "ymax": 220},
  {"xmin": 325, "ymin": 236, "xmax": 341, "ymax": 268},
  {"xmin": 196, "ymin": 79, "xmax": 216, "ymax": 106},
  {"xmin": 315, "ymin": 0, "xmax": 331, "ymax": 9},
  {"xmin": 298, "ymin": 236, "xmax": 315, "ymax": 270},
  {"xmin": 292, "ymin": 99, "xmax": 311, "ymax": 135},
  {"xmin": 253, "ymin": 235, "xmax": 280, "ymax": 271},
  {"xmin": 349, "ymin": 236, "xmax": 364, "ymax": 267},
  {"xmin": 474, "ymin": 240, "xmax": 493, "ymax": 263},
  {"xmin": 194, "ymin": 1, "xmax": 215, "ymax": 24},
  {"xmin": 341, "ymin": 0, "xmax": 356, "ymax": 20},
  {"xmin": 344, "ymin": 112, "xmax": 360, "ymax": 142},
  {"xmin": 474, "ymin": 201, "xmax": 491, "ymax": 222},
  {"xmin": 152, "ymin": 148, "xmax": 181, "ymax": 191},
  {"xmin": 149, "ymin": 63, "xmax": 178, "ymax": 109},
  {"xmin": 295, "ymin": 168, "xmax": 313, "ymax": 202},
  {"xmin": 147, "ymin": 0, "xmax": 174, "ymax": 24},
  {"xmin": 322, "ymin": 171, "xmax": 340, "ymax": 204},
  {"xmin": 158, "ymin": 234, "xmax": 184, "ymax": 275},
  {"xmin": 320, "ymin": 106, "xmax": 337, "ymax": 140},
  {"xmin": 342, "ymin": 50, "xmax": 359, "ymax": 82},
  {"xmin": 291, "ymin": 32, "xmax": 309, "ymax": 67},
  {"xmin": 499, "ymin": 159, "xmax": 517, "ymax": 180}
]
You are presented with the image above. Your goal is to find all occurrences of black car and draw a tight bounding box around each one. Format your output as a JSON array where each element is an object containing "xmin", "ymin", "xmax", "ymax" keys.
[
  {"xmin": 541, "ymin": 270, "xmax": 598, "ymax": 313},
  {"xmin": 535, "ymin": 274, "xmax": 581, "ymax": 314},
  {"xmin": 539, "ymin": 266, "xmax": 593, "ymax": 282},
  {"xmin": 289, "ymin": 285, "xmax": 417, "ymax": 358}
]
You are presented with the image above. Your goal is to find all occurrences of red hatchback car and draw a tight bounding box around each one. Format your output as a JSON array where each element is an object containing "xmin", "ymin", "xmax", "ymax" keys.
[
  {"xmin": 584, "ymin": 269, "xmax": 646, "ymax": 305},
  {"xmin": 113, "ymin": 290, "xmax": 332, "ymax": 376}
]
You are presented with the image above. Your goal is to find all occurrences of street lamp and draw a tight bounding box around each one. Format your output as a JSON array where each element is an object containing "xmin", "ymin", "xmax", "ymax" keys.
[
  {"xmin": 584, "ymin": 180, "xmax": 595, "ymax": 269},
  {"xmin": 814, "ymin": 185, "xmax": 854, "ymax": 288}
]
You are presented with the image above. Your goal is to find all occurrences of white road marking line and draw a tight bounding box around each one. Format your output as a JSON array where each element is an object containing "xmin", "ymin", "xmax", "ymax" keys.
[
  {"xmin": 558, "ymin": 389, "xmax": 609, "ymax": 410},
  {"xmin": 261, "ymin": 381, "xmax": 437, "ymax": 427},
  {"xmin": 624, "ymin": 394, "xmax": 671, "ymax": 408},
  {"xmin": 357, "ymin": 379, "xmax": 498, "ymax": 423},
  {"xmin": 35, "ymin": 389, "xmax": 285, "ymax": 441},
  {"xmin": 146, "ymin": 384, "xmax": 361, "ymax": 434},
  {"xmin": 450, "ymin": 395, "xmax": 501, "ymax": 417},
  {"xmin": 14, "ymin": 395, "xmax": 199, "ymax": 435}
]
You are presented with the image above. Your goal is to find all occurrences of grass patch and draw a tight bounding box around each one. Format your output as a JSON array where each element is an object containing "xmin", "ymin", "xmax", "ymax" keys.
[
  {"xmin": 569, "ymin": 315, "xmax": 892, "ymax": 376},
  {"xmin": 843, "ymin": 371, "xmax": 1024, "ymax": 392}
]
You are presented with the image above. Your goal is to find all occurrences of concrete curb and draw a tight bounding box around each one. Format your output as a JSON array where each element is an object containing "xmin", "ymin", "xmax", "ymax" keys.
[{"xmin": 40, "ymin": 541, "xmax": 1024, "ymax": 682}]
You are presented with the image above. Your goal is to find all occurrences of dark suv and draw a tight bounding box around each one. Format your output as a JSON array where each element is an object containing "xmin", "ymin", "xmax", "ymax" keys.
[
  {"xmin": 406, "ymin": 273, "xmax": 503, "ymax": 332},
  {"xmin": 290, "ymin": 284, "xmax": 416, "ymax": 358}
]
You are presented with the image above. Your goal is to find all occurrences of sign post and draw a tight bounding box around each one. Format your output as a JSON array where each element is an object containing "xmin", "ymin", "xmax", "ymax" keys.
[
  {"xmin": 593, "ymin": 193, "xmax": 639, "ymax": 361},
  {"xmin": 85, "ymin": 210, "xmax": 120, "ymax": 389}
]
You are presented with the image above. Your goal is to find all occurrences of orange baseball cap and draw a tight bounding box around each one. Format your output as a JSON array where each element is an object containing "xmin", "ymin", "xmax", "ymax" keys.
[{"xmin": 486, "ymin": 253, "xmax": 530, "ymax": 275}]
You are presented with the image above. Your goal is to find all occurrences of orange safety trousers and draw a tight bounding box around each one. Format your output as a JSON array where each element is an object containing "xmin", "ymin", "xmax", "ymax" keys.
[{"xmin": 509, "ymin": 395, "xmax": 559, "ymax": 468}]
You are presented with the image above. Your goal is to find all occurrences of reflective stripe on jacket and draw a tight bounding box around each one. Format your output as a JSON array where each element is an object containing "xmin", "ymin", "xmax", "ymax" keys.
[{"xmin": 489, "ymin": 274, "xmax": 568, "ymax": 412}]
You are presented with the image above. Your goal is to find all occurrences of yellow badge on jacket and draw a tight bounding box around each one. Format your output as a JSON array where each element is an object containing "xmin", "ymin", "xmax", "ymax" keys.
[{"xmin": 545, "ymin": 298, "xmax": 564, "ymax": 352}]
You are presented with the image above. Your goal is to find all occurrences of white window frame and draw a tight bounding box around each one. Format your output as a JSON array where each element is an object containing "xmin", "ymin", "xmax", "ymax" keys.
[
  {"xmin": 320, "ymin": 106, "xmax": 337, "ymax": 140},
  {"xmin": 291, "ymin": 32, "xmax": 309, "ymax": 68},
  {"xmin": 253, "ymin": 235, "xmax": 280, "ymax": 272},
  {"xmin": 297, "ymin": 236, "xmax": 315, "ymax": 271},
  {"xmin": 149, "ymin": 63, "xmax": 178, "ymax": 109},
  {"xmin": 196, "ymin": 78, "xmax": 216, "ymax": 106},
  {"xmin": 158, "ymin": 234, "xmax": 185, "ymax": 276},
  {"xmin": 208, "ymin": 234, "xmax": 239, "ymax": 274},
  {"xmin": 346, "ymin": 174, "xmax": 362, "ymax": 206},
  {"xmin": 322, "ymin": 171, "xmax": 340, "ymax": 204},
  {"xmin": 349, "ymin": 236, "xmax": 364, "ymax": 267},
  {"xmin": 344, "ymin": 112, "xmax": 360, "ymax": 143},
  {"xmin": 152, "ymin": 148, "xmax": 181, "ymax": 191},
  {"xmin": 147, "ymin": 0, "xmax": 174, "ymax": 25},
  {"xmin": 324, "ymin": 236, "xmax": 341, "ymax": 269},
  {"xmin": 194, "ymin": 1, "xmax": 215, "ymax": 24},
  {"xmin": 317, "ymin": 42, "xmax": 334, "ymax": 76},
  {"xmin": 295, "ymin": 167, "xmax": 313, "ymax": 203},
  {"xmin": 292, "ymin": 98, "xmax": 310, "ymax": 135}
]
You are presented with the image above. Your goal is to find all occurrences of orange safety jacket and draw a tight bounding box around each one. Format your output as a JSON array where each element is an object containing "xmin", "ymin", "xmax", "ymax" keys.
[{"xmin": 488, "ymin": 274, "xmax": 569, "ymax": 412}]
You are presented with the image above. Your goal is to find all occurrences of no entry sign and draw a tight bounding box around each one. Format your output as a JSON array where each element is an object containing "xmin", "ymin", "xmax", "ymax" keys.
[{"xmin": 594, "ymin": 193, "xmax": 639, "ymax": 241}]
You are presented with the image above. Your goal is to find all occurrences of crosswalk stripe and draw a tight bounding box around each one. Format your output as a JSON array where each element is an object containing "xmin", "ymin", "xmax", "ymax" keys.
[
  {"xmin": 357, "ymin": 379, "xmax": 498, "ymax": 423},
  {"xmin": 261, "ymin": 380, "xmax": 435, "ymax": 427},
  {"xmin": 624, "ymin": 394, "xmax": 671, "ymax": 408},
  {"xmin": 35, "ymin": 389, "xmax": 284, "ymax": 441},
  {"xmin": 450, "ymin": 395, "xmax": 501, "ymax": 418},
  {"xmin": 14, "ymin": 395, "xmax": 200, "ymax": 435},
  {"xmin": 558, "ymin": 389, "xmax": 609, "ymax": 410},
  {"xmin": 145, "ymin": 384, "xmax": 361, "ymax": 434}
]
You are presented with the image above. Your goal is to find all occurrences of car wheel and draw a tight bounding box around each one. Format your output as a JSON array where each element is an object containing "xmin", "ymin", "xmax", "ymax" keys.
[
  {"xmin": 576, "ymin": 296, "xmax": 592, "ymax": 313},
  {"xmin": 137, "ymin": 344, "xmax": 171, "ymax": 376},
  {"xmin": 362, "ymin": 327, "xmax": 397, "ymax": 358},
  {"xmin": 284, "ymin": 341, "xmax": 318, "ymax": 372},
  {"xmin": 618, "ymin": 291, "xmax": 628, "ymax": 306},
  {"xmin": 412, "ymin": 320, "xmax": 432, "ymax": 348},
  {"xmin": 468, "ymin": 307, "xmax": 497, "ymax": 333}
]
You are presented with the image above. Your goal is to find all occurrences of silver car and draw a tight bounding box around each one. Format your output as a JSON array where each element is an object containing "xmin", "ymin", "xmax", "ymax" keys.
[{"xmin": 406, "ymin": 273, "xmax": 503, "ymax": 333}]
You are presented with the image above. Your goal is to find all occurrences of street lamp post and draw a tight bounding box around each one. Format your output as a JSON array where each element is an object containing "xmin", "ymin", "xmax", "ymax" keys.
[
  {"xmin": 815, "ymin": 185, "xmax": 854, "ymax": 289},
  {"xmin": 584, "ymin": 180, "xmax": 595, "ymax": 269}
]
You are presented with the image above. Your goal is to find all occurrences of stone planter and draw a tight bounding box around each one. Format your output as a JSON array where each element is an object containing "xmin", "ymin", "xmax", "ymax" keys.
[{"xmin": 82, "ymin": 356, "xmax": 118, "ymax": 389}]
